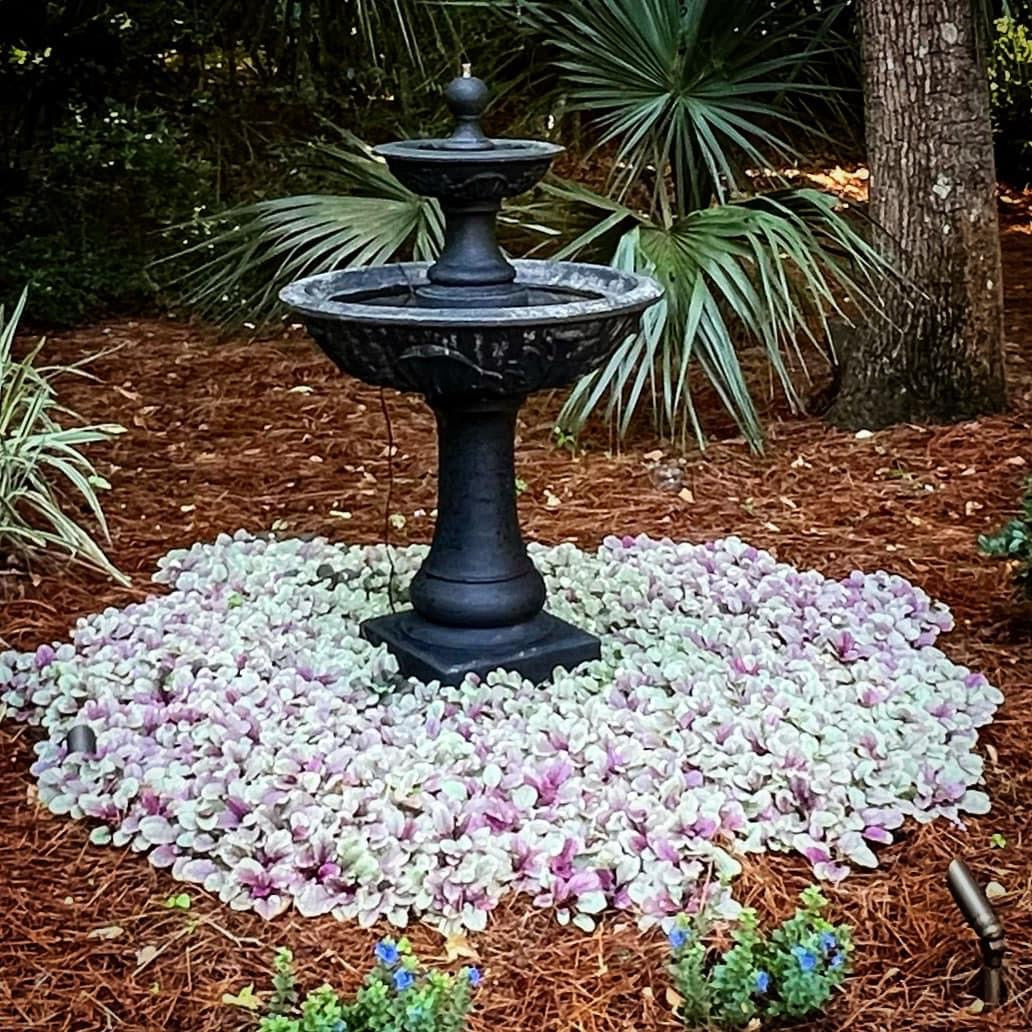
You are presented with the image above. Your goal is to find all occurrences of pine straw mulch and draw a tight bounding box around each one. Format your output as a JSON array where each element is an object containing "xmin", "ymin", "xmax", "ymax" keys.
[{"xmin": 3, "ymin": 223, "xmax": 1032, "ymax": 1032}]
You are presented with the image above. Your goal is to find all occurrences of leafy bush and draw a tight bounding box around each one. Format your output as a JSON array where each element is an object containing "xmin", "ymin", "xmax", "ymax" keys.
[
  {"xmin": 0, "ymin": 290, "xmax": 126, "ymax": 582},
  {"xmin": 257, "ymin": 941, "xmax": 479, "ymax": 1032},
  {"xmin": 979, "ymin": 477, "xmax": 1032, "ymax": 600},
  {"xmin": 990, "ymin": 11, "xmax": 1032, "ymax": 187},
  {"xmin": 668, "ymin": 886, "xmax": 853, "ymax": 1029},
  {"xmin": 0, "ymin": 103, "xmax": 212, "ymax": 325}
]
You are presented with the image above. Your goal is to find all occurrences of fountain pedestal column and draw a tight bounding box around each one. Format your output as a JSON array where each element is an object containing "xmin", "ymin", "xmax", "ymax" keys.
[
  {"xmin": 413, "ymin": 396, "xmax": 544, "ymax": 627},
  {"xmin": 361, "ymin": 395, "xmax": 601, "ymax": 684}
]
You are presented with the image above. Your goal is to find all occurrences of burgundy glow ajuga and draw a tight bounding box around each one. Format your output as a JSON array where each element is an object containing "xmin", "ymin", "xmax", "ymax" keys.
[{"xmin": 0, "ymin": 531, "xmax": 1002, "ymax": 933}]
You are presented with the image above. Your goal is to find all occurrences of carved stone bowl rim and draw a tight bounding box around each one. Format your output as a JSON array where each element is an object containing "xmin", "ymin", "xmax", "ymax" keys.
[
  {"xmin": 374, "ymin": 139, "xmax": 564, "ymax": 163},
  {"xmin": 279, "ymin": 260, "xmax": 663, "ymax": 330}
]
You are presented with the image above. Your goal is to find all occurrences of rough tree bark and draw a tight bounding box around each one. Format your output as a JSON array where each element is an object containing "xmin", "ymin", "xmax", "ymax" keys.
[{"xmin": 828, "ymin": 0, "xmax": 1007, "ymax": 429}]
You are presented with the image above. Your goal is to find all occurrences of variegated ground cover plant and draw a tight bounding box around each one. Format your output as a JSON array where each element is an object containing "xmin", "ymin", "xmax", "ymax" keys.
[
  {"xmin": 1, "ymin": 532, "xmax": 1000, "ymax": 934},
  {"xmin": 0, "ymin": 290, "xmax": 126, "ymax": 584}
]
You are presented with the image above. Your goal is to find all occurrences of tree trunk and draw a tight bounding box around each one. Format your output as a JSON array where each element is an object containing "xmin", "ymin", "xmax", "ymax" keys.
[{"xmin": 828, "ymin": 0, "xmax": 1007, "ymax": 429}]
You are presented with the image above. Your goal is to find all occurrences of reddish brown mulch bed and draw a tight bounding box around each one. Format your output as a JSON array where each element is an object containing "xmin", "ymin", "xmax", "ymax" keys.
[{"xmin": 2, "ymin": 223, "xmax": 1032, "ymax": 1032}]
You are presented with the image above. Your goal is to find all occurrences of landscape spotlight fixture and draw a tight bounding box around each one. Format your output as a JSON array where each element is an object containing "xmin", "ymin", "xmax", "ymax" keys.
[
  {"xmin": 947, "ymin": 858, "xmax": 1007, "ymax": 1007},
  {"xmin": 64, "ymin": 724, "xmax": 97, "ymax": 757}
]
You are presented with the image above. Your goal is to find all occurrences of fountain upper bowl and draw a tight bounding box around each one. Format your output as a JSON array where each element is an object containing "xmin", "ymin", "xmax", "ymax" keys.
[
  {"xmin": 374, "ymin": 139, "xmax": 564, "ymax": 203},
  {"xmin": 279, "ymin": 259, "xmax": 663, "ymax": 399}
]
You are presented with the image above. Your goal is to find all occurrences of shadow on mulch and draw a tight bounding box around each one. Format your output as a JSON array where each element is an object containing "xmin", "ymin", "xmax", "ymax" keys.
[{"xmin": 2, "ymin": 224, "xmax": 1032, "ymax": 1031}]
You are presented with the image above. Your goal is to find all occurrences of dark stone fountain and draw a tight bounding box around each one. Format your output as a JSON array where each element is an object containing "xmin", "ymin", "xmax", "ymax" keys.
[{"xmin": 281, "ymin": 73, "xmax": 661, "ymax": 685}]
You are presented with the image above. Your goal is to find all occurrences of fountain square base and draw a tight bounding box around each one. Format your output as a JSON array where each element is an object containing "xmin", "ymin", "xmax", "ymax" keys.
[{"xmin": 361, "ymin": 609, "xmax": 601, "ymax": 685}]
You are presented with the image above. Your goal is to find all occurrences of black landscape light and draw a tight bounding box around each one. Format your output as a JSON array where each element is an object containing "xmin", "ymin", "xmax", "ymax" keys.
[
  {"xmin": 947, "ymin": 858, "xmax": 1007, "ymax": 1007},
  {"xmin": 64, "ymin": 724, "xmax": 97, "ymax": 756}
]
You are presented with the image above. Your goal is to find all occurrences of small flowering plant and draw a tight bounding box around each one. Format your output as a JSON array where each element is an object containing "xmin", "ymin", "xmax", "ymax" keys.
[
  {"xmin": 668, "ymin": 886, "xmax": 853, "ymax": 1028},
  {"xmin": 258, "ymin": 940, "xmax": 480, "ymax": 1032}
]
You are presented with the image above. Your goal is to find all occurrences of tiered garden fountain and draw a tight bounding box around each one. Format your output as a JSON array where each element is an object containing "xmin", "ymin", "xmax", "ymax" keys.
[{"xmin": 281, "ymin": 72, "xmax": 662, "ymax": 684}]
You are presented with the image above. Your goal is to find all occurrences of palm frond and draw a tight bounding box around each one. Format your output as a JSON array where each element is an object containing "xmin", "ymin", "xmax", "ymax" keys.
[
  {"xmin": 550, "ymin": 184, "xmax": 888, "ymax": 451},
  {"xmin": 165, "ymin": 134, "xmax": 444, "ymax": 327},
  {"xmin": 527, "ymin": 0, "xmax": 848, "ymax": 215}
]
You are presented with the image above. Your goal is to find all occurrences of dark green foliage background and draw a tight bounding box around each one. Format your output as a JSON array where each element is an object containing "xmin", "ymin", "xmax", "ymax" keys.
[
  {"xmin": 992, "ymin": 2, "xmax": 1032, "ymax": 188},
  {"xmin": 0, "ymin": 0, "xmax": 523, "ymax": 325},
  {"xmin": 0, "ymin": 0, "xmax": 1027, "ymax": 326}
]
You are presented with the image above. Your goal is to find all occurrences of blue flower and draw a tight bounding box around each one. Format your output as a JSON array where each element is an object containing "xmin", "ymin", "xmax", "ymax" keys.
[
  {"xmin": 754, "ymin": 970, "xmax": 771, "ymax": 994},
  {"xmin": 467, "ymin": 967, "xmax": 482, "ymax": 988},
  {"xmin": 375, "ymin": 940, "xmax": 400, "ymax": 967},
  {"xmin": 792, "ymin": 946, "xmax": 818, "ymax": 972},
  {"xmin": 393, "ymin": 968, "xmax": 416, "ymax": 992},
  {"xmin": 819, "ymin": 932, "xmax": 838, "ymax": 954},
  {"xmin": 830, "ymin": 952, "xmax": 845, "ymax": 970},
  {"xmin": 668, "ymin": 927, "xmax": 688, "ymax": 949}
]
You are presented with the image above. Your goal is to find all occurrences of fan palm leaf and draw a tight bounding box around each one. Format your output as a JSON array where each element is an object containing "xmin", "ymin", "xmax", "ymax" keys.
[
  {"xmin": 515, "ymin": 0, "xmax": 890, "ymax": 449},
  {"xmin": 526, "ymin": 0, "xmax": 846, "ymax": 214},
  {"xmin": 550, "ymin": 181, "xmax": 887, "ymax": 450},
  {"xmin": 167, "ymin": 133, "xmax": 444, "ymax": 327}
]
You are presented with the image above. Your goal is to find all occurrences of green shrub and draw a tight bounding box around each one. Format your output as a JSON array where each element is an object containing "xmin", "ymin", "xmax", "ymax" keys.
[
  {"xmin": 979, "ymin": 477, "xmax": 1032, "ymax": 600},
  {"xmin": 0, "ymin": 290, "xmax": 127, "ymax": 583},
  {"xmin": 990, "ymin": 12, "xmax": 1032, "ymax": 187},
  {"xmin": 0, "ymin": 103, "xmax": 213, "ymax": 325},
  {"xmin": 257, "ymin": 940, "xmax": 479, "ymax": 1032},
  {"xmin": 668, "ymin": 886, "xmax": 853, "ymax": 1029}
]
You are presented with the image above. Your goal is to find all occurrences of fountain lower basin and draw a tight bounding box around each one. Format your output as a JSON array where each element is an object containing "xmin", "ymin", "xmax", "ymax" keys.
[{"xmin": 280, "ymin": 260, "xmax": 660, "ymax": 400}]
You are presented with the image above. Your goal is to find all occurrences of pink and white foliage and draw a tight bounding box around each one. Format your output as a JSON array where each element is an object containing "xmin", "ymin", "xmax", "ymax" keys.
[{"xmin": 0, "ymin": 532, "xmax": 1001, "ymax": 932}]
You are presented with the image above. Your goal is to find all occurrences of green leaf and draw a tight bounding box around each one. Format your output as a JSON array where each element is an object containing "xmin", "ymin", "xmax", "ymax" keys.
[
  {"xmin": 979, "ymin": 476, "xmax": 1032, "ymax": 599},
  {"xmin": 546, "ymin": 184, "xmax": 887, "ymax": 451},
  {"xmin": 164, "ymin": 132, "xmax": 444, "ymax": 328},
  {"xmin": 222, "ymin": 983, "xmax": 263, "ymax": 1012},
  {"xmin": 0, "ymin": 289, "xmax": 127, "ymax": 583},
  {"xmin": 526, "ymin": 0, "xmax": 849, "ymax": 214}
]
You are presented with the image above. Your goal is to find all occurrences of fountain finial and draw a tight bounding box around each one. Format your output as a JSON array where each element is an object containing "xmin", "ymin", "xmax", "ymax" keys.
[{"xmin": 444, "ymin": 71, "xmax": 492, "ymax": 150}]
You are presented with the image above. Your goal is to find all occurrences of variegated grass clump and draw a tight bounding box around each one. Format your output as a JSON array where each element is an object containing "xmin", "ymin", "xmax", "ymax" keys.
[
  {"xmin": 0, "ymin": 290, "xmax": 126, "ymax": 584},
  {"xmin": 1, "ymin": 532, "xmax": 1000, "ymax": 933}
]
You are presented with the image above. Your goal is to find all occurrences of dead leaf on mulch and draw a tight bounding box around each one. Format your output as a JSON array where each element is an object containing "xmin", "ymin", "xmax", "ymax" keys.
[
  {"xmin": 443, "ymin": 931, "xmax": 480, "ymax": 963},
  {"xmin": 86, "ymin": 925, "xmax": 124, "ymax": 941}
]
